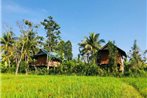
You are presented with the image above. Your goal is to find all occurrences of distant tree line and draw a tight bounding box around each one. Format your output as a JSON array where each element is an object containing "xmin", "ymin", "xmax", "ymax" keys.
[{"xmin": 0, "ymin": 16, "xmax": 147, "ymax": 77}]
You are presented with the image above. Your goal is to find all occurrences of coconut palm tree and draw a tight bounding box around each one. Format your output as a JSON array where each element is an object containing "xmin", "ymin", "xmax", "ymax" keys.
[
  {"xmin": 15, "ymin": 20, "xmax": 43, "ymax": 75},
  {"xmin": 79, "ymin": 39, "xmax": 92, "ymax": 63},
  {"xmin": 0, "ymin": 31, "xmax": 15, "ymax": 67},
  {"xmin": 15, "ymin": 37, "xmax": 25, "ymax": 75},
  {"xmin": 23, "ymin": 30, "xmax": 43, "ymax": 74},
  {"xmin": 79, "ymin": 33, "xmax": 105, "ymax": 64}
]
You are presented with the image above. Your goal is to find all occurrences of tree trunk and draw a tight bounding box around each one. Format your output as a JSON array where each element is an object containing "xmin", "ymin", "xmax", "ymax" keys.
[
  {"xmin": 8, "ymin": 59, "xmax": 10, "ymax": 67},
  {"xmin": 34, "ymin": 65, "xmax": 37, "ymax": 72},
  {"xmin": 25, "ymin": 68, "xmax": 28, "ymax": 75},
  {"xmin": 25, "ymin": 56, "xmax": 29, "ymax": 75},
  {"xmin": 15, "ymin": 59, "xmax": 21, "ymax": 75},
  {"xmin": 47, "ymin": 54, "xmax": 49, "ymax": 70},
  {"xmin": 47, "ymin": 61, "xmax": 50, "ymax": 70},
  {"xmin": 87, "ymin": 54, "xmax": 89, "ymax": 64},
  {"xmin": 15, "ymin": 43, "xmax": 24, "ymax": 75}
]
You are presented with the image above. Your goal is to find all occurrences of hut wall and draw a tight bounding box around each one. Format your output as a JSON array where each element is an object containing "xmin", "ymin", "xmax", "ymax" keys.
[
  {"xmin": 33, "ymin": 56, "xmax": 61, "ymax": 67},
  {"xmin": 117, "ymin": 53, "xmax": 124, "ymax": 72},
  {"xmin": 48, "ymin": 61, "xmax": 60, "ymax": 67},
  {"xmin": 98, "ymin": 51, "xmax": 124, "ymax": 72},
  {"xmin": 99, "ymin": 51, "xmax": 109, "ymax": 65},
  {"xmin": 34, "ymin": 56, "xmax": 47, "ymax": 66}
]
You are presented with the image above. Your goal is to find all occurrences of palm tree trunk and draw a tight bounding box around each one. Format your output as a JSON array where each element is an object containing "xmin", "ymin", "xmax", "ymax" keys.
[
  {"xmin": 15, "ymin": 59, "xmax": 21, "ymax": 75},
  {"xmin": 15, "ymin": 43, "xmax": 24, "ymax": 75},
  {"xmin": 25, "ymin": 55, "xmax": 28, "ymax": 75},
  {"xmin": 47, "ymin": 54, "xmax": 49, "ymax": 70},
  {"xmin": 8, "ymin": 59, "xmax": 10, "ymax": 67},
  {"xmin": 25, "ymin": 68, "xmax": 28, "ymax": 75},
  {"xmin": 87, "ymin": 54, "xmax": 89, "ymax": 64},
  {"xmin": 34, "ymin": 65, "xmax": 37, "ymax": 72}
]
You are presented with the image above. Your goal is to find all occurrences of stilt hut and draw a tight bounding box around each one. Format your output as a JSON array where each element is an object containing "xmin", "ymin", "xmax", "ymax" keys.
[
  {"xmin": 97, "ymin": 42, "xmax": 127, "ymax": 72},
  {"xmin": 32, "ymin": 49, "xmax": 61, "ymax": 68}
]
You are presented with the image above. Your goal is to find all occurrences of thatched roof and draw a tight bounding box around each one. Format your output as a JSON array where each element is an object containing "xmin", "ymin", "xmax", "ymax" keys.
[{"xmin": 99, "ymin": 42, "xmax": 127, "ymax": 57}]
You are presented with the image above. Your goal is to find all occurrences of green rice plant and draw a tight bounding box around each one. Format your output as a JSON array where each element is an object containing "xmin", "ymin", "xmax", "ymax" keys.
[
  {"xmin": 1, "ymin": 74, "xmax": 146, "ymax": 98},
  {"xmin": 121, "ymin": 77, "xmax": 147, "ymax": 98}
]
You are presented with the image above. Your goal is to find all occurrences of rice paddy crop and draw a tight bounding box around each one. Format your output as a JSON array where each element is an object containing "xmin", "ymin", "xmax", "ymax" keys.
[
  {"xmin": 1, "ymin": 74, "xmax": 146, "ymax": 98},
  {"xmin": 121, "ymin": 77, "xmax": 147, "ymax": 98}
]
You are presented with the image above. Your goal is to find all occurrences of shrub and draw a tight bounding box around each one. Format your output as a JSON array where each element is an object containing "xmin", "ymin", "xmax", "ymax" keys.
[
  {"xmin": 1, "ymin": 66, "xmax": 8, "ymax": 73},
  {"xmin": 72, "ymin": 62, "xmax": 85, "ymax": 75},
  {"xmin": 19, "ymin": 61, "xmax": 26, "ymax": 73},
  {"xmin": 35, "ymin": 68, "xmax": 48, "ymax": 75},
  {"xmin": 0, "ymin": 62, "xmax": 16, "ymax": 73},
  {"xmin": 61, "ymin": 60, "xmax": 76, "ymax": 74},
  {"xmin": 124, "ymin": 69, "xmax": 147, "ymax": 77}
]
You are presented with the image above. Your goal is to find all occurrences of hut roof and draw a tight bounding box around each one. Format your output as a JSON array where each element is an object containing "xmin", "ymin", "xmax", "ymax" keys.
[
  {"xmin": 33, "ymin": 49, "xmax": 62, "ymax": 61},
  {"xmin": 99, "ymin": 42, "xmax": 127, "ymax": 57}
]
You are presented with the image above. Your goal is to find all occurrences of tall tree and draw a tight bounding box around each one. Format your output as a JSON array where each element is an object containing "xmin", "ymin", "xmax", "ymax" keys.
[
  {"xmin": 15, "ymin": 20, "xmax": 43, "ymax": 74},
  {"xmin": 79, "ymin": 33, "xmax": 105, "ymax": 64},
  {"xmin": 24, "ymin": 20, "xmax": 43, "ymax": 74},
  {"xmin": 79, "ymin": 39, "xmax": 91, "ymax": 63},
  {"xmin": 0, "ymin": 31, "xmax": 15, "ymax": 67},
  {"xmin": 41, "ymin": 16, "xmax": 61, "ymax": 52},
  {"xmin": 56, "ymin": 40, "xmax": 65, "ymax": 60},
  {"xmin": 128, "ymin": 40, "xmax": 145, "ymax": 71},
  {"xmin": 15, "ymin": 37, "xmax": 25, "ymax": 75},
  {"xmin": 41, "ymin": 16, "xmax": 61, "ymax": 70},
  {"xmin": 64, "ymin": 40, "xmax": 73, "ymax": 60},
  {"xmin": 56, "ymin": 40, "xmax": 73, "ymax": 61}
]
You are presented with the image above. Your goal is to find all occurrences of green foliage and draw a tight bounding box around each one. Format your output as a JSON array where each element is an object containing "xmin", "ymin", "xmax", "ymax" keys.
[
  {"xmin": 35, "ymin": 68, "xmax": 48, "ymax": 75},
  {"xmin": 79, "ymin": 32, "xmax": 105, "ymax": 64},
  {"xmin": 72, "ymin": 62, "xmax": 85, "ymax": 75},
  {"xmin": 64, "ymin": 40, "xmax": 73, "ymax": 60},
  {"xmin": 128, "ymin": 40, "xmax": 144, "ymax": 70},
  {"xmin": 56, "ymin": 40, "xmax": 65, "ymax": 60},
  {"xmin": 41, "ymin": 16, "xmax": 61, "ymax": 52},
  {"xmin": 125, "ymin": 40, "xmax": 147, "ymax": 76},
  {"xmin": 0, "ymin": 61, "xmax": 15, "ymax": 73},
  {"xmin": 124, "ymin": 69, "xmax": 147, "ymax": 77},
  {"xmin": 56, "ymin": 40, "xmax": 73, "ymax": 61},
  {"xmin": 83, "ymin": 64, "xmax": 99, "ymax": 76},
  {"xmin": 14, "ymin": 20, "xmax": 43, "ymax": 74},
  {"xmin": 30, "ymin": 60, "xmax": 102, "ymax": 76},
  {"xmin": 61, "ymin": 60, "xmax": 76, "ymax": 74},
  {"xmin": 60, "ymin": 60, "xmax": 105, "ymax": 76},
  {"xmin": 0, "ymin": 31, "xmax": 15, "ymax": 67},
  {"xmin": 1, "ymin": 66, "xmax": 16, "ymax": 73},
  {"xmin": 19, "ymin": 61, "xmax": 27, "ymax": 73},
  {"xmin": 107, "ymin": 41, "xmax": 119, "ymax": 73}
]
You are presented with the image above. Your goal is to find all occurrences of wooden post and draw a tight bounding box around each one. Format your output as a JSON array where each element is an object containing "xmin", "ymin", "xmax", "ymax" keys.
[{"xmin": 47, "ymin": 54, "xmax": 49, "ymax": 70}]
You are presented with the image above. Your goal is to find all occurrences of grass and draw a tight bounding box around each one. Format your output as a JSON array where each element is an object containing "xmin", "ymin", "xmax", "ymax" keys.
[{"xmin": 1, "ymin": 74, "xmax": 147, "ymax": 98}]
